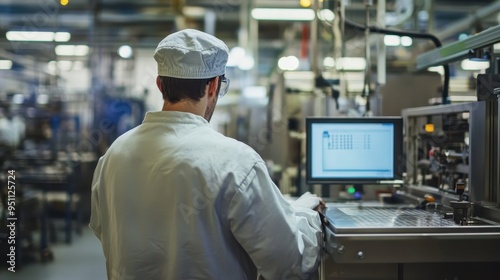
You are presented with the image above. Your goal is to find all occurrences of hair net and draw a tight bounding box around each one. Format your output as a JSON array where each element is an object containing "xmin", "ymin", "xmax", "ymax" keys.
[{"xmin": 154, "ymin": 29, "xmax": 229, "ymax": 79}]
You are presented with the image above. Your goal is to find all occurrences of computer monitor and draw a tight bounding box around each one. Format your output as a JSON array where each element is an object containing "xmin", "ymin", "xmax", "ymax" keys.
[{"xmin": 306, "ymin": 117, "xmax": 403, "ymax": 184}]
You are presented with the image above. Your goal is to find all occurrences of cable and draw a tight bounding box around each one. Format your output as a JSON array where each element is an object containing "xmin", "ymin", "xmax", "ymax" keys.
[{"xmin": 344, "ymin": 18, "xmax": 450, "ymax": 105}]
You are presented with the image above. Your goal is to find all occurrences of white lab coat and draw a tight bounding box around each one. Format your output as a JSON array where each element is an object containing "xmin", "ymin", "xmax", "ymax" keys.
[{"xmin": 90, "ymin": 111, "xmax": 322, "ymax": 280}]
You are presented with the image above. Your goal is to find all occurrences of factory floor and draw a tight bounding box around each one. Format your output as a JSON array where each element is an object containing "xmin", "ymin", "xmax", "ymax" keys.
[{"xmin": 0, "ymin": 226, "xmax": 107, "ymax": 280}]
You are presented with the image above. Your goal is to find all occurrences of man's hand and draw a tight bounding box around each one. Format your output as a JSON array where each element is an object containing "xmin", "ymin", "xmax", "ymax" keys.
[
  {"xmin": 313, "ymin": 198, "xmax": 326, "ymax": 214},
  {"xmin": 291, "ymin": 192, "xmax": 326, "ymax": 213}
]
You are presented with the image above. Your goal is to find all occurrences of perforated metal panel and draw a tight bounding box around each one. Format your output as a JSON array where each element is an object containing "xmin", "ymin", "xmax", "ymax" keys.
[{"xmin": 325, "ymin": 205, "xmax": 499, "ymax": 234}]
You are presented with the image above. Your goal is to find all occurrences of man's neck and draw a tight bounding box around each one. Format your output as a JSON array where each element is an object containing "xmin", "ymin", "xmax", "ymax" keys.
[{"xmin": 161, "ymin": 99, "xmax": 206, "ymax": 117}]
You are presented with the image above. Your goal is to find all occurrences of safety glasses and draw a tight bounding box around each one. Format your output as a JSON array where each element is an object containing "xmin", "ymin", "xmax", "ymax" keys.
[{"xmin": 219, "ymin": 76, "xmax": 230, "ymax": 98}]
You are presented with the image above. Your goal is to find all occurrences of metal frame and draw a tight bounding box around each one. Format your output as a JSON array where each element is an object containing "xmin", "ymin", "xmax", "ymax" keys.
[
  {"xmin": 416, "ymin": 25, "xmax": 500, "ymax": 69},
  {"xmin": 325, "ymin": 230, "xmax": 500, "ymax": 263},
  {"xmin": 402, "ymin": 101, "xmax": 499, "ymax": 203}
]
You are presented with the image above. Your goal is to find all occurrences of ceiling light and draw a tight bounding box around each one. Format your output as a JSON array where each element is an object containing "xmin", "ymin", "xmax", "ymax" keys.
[
  {"xmin": 72, "ymin": 61, "xmax": 85, "ymax": 70},
  {"xmin": 251, "ymin": 8, "xmax": 315, "ymax": 21},
  {"xmin": 318, "ymin": 9, "xmax": 335, "ymax": 21},
  {"xmin": 54, "ymin": 32, "xmax": 71, "ymax": 42},
  {"xmin": 238, "ymin": 55, "xmax": 254, "ymax": 71},
  {"xmin": 243, "ymin": 86, "xmax": 267, "ymax": 99},
  {"xmin": 322, "ymin": 57, "xmax": 367, "ymax": 71},
  {"xmin": 118, "ymin": 45, "xmax": 133, "ymax": 59},
  {"xmin": 55, "ymin": 45, "xmax": 89, "ymax": 56},
  {"xmin": 13, "ymin": 94, "xmax": 24, "ymax": 104},
  {"xmin": 37, "ymin": 94, "xmax": 49, "ymax": 105},
  {"xmin": 47, "ymin": 61, "xmax": 57, "ymax": 74},
  {"xmin": 227, "ymin": 47, "xmax": 245, "ymax": 67},
  {"xmin": 58, "ymin": 60, "xmax": 73, "ymax": 71},
  {"xmin": 278, "ymin": 56, "xmax": 299, "ymax": 71},
  {"xmin": 323, "ymin": 57, "xmax": 335, "ymax": 68},
  {"xmin": 7, "ymin": 31, "xmax": 54, "ymax": 41},
  {"xmin": 6, "ymin": 31, "xmax": 71, "ymax": 42},
  {"xmin": 384, "ymin": 35, "xmax": 400, "ymax": 46},
  {"xmin": 300, "ymin": 0, "xmax": 312, "ymax": 8},
  {"xmin": 400, "ymin": 36, "xmax": 412, "ymax": 47},
  {"xmin": 461, "ymin": 59, "xmax": 489, "ymax": 71},
  {"xmin": 0, "ymin": 60, "xmax": 13, "ymax": 70},
  {"xmin": 183, "ymin": 6, "xmax": 205, "ymax": 18},
  {"xmin": 335, "ymin": 57, "xmax": 366, "ymax": 71},
  {"xmin": 458, "ymin": 33, "xmax": 469, "ymax": 40},
  {"xmin": 428, "ymin": 66, "xmax": 444, "ymax": 75},
  {"xmin": 60, "ymin": 0, "xmax": 69, "ymax": 6}
]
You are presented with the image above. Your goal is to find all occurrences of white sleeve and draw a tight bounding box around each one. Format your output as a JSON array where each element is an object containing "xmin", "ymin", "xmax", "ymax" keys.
[
  {"xmin": 228, "ymin": 161, "xmax": 322, "ymax": 280},
  {"xmin": 89, "ymin": 158, "xmax": 103, "ymax": 239}
]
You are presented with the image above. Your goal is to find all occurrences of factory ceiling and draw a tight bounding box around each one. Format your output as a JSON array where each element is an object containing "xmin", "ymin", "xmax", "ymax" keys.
[{"xmin": 0, "ymin": 0, "xmax": 498, "ymax": 77}]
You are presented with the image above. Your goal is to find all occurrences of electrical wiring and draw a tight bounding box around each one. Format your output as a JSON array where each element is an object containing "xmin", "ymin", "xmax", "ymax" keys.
[{"xmin": 343, "ymin": 18, "xmax": 450, "ymax": 104}]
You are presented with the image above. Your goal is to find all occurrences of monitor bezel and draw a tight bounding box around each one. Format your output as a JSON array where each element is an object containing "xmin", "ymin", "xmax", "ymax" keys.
[{"xmin": 305, "ymin": 116, "xmax": 404, "ymax": 184}]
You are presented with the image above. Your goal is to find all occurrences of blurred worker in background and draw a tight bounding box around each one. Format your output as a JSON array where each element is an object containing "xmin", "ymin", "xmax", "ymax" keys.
[{"xmin": 90, "ymin": 29, "xmax": 324, "ymax": 280}]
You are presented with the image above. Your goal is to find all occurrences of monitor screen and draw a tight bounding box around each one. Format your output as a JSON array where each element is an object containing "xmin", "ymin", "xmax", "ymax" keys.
[{"xmin": 306, "ymin": 117, "xmax": 403, "ymax": 184}]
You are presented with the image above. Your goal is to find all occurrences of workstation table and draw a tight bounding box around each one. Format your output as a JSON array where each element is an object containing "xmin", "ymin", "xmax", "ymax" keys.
[{"xmin": 321, "ymin": 202, "xmax": 500, "ymax": 280}]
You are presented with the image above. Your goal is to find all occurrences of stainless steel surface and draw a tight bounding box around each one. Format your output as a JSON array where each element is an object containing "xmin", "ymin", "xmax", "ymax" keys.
[
  {"xmin": 323, "ymin": 203, "xmax": 500, "ymax": 264},
  {"xmin": 325, "ymin": 205, "xmax": 499, "ymax": 234},
  {"xmin": 323, "ymin": 258, "xmax": 500, "ymax": 280},
  {"xmin": 469, "ymin": 100, "xmax": 489, "ymax": 203},
  {"xmin": 416, "ymin": 25, "xmax": 500, "ymax": 69}
]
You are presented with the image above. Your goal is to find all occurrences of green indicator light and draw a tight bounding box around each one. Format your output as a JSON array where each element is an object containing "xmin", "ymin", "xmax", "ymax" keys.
[{"xmin": 347, "ymin": 187, "xmax": 355, "ymax": 194}]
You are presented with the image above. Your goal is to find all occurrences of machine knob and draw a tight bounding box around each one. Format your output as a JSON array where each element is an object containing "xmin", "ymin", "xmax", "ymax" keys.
[
  {"xmin": 337, "ymin": 245, "xmax": 345, "ymax": 254},
  {"xmin": 357, "ymin": 251, "xmax": 364, "ymax": 259}
]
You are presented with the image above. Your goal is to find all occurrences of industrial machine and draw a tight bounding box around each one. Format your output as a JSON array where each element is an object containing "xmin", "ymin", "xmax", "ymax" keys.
[{"xmin": 316, "ymin": 27, "xmax": 500, "ymax": 280}]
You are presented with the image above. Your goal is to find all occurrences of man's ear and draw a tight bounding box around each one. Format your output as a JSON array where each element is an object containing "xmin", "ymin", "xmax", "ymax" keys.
[
  {"xmin": 206, "ymin": 76, "xmax": 219, "ymax": 98},
  {"xmin": 156, "ymin": 76, "xmax": 162, "ymax": 92}
]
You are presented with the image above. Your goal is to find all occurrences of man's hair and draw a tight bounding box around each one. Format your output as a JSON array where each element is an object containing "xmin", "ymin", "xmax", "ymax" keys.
[{"xmin": 158, "ymin": 75, "xmax": 222, "ymax": 103}]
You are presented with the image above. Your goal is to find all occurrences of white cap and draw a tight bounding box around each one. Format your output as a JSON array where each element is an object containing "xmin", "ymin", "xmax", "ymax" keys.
[{"xmin": 154, "ymin": 29, "xmax": 229, "ymax": 79}]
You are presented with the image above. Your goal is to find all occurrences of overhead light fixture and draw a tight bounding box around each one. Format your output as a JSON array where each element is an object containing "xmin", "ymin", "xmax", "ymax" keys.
[
  {"xmin": 37, "ymin": 94, "xmax": 49, "ymax": 105},
  {"xmin": 55, "ymin": 45, "xmax": 89, "ymax": 56},
  {"xmin": 400, "ymin": 36, "xmax": 412, "ymax": 47},
  {"xmin": 323, "ymin": 57, "xmax": 335, "ymax": 68},
  {"xmin": 322, "ymin": 57, "xmax": 366, "ymax": 71},
  {"xmin": 54, "ymin": 32, "xmax": 71, "ymax": 42},
  {"xmin": 227, "ymin": 47, "xmax": 246, "ymax": 67},
  {"xmin": 384, "ymin": 35, "xmax": 400, "ymax": 46},
  {"xmin": 383, "ymin": 35, "xmax": 412, "ymax": 47},
  {"xmin": 6, "ymin": 31, "xmax": 70, "ymax": 42},
  {"xmin": 0, "ymin": 60, "xmax": 13, "ymax": 70},
  {"xmin": 238, "ymin": 54, "xmax": 255, "ymax": 71},
  {"xmin": 118, "ymin": 45, "xmax": 133, "ymax": 59},
  {"xmin": 72, "ymin": 61, "xmax": 86, "ymax": 70},
  {"xmin": 461, "ymin": 59, "xmax": 489, "ymax": 71},
  {"xmin": 428, "ymin": 66, "xmax": 444, "ymax": 75},
  {"xmin": 13, "ymin": 94, "xmax": 24, "ymax": 104},
  {"xmin": 251, "ymin": 8, "xmax": 315, "ymax": 21},
  {"xmin": 317, "ymin": 9, "xmax": 335, "ymax": 21},
  {"xmin": 338, "ymin": 57, "xmax": 366, "ymax": 71},
  {"xmin": 58, "ymin": 60, "xmax": 73, "ymax": 71},
  {"xmin": 278, "ymin": 55, "xmax": 299, "ymax": 71},
  {"xmin": 299, "ymin": 0, "xmax": 312, "ymax": 8},
  {"xmin": 458, "ymin": 33, "xmax": 469, "ymax": 40},
  {"xmin": 183, "ymin": 6, "xmax": 205, "ymax": 18},
  {"xmin": 243, "ymin": 86, "xmax": 267, "ymax": 99}
]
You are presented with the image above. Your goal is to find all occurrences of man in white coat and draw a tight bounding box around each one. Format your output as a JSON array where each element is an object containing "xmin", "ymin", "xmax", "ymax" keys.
[{"xmin": 90, "ymin": 29, "xmax": 324, "ymax": 280}]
